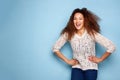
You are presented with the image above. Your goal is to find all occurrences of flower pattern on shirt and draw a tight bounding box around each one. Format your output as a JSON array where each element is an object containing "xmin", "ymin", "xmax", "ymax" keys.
[{"xmin": 53, "ymin": 31, "xmax": 115, "ymax": 70}]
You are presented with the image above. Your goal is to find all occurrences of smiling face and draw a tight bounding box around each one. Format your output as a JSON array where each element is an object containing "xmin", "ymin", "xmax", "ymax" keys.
[{"xmin": 73, "ymin": 13, "xmax": 84, "ymax": 31}]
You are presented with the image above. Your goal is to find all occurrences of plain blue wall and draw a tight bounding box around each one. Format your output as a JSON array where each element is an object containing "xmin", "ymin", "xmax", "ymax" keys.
[{"xmin": 0, "ymin": 0, "xmax": 120, "ymax": 80}]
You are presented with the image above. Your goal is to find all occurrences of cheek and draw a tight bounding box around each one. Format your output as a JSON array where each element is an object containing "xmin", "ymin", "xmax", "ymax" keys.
[
  {"xmin": 73, "ymin": 20, "xmax": 75, "ymax": 23},
  {"xmin": 80, "ymin": 20, "xmax": 84, "ymax": 23},
  {"xmin": 73, "ymin": 20, "xmax": 76, "ymax": 25}
]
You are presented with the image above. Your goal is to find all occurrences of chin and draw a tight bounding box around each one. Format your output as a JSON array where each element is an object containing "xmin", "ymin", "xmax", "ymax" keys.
[{"xmin": 76, "ymin": 27, "xmax": 82, "ymax": 30}]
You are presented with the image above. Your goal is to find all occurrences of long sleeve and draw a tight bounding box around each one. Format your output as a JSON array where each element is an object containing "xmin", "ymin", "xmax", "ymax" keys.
[
  {"xmin": 94, "ymin": 33, "xmax": 116, "ymax": 53},
  {"xmin": 52, "ymin": 33, "xmax": 68, "ymax": 52}
]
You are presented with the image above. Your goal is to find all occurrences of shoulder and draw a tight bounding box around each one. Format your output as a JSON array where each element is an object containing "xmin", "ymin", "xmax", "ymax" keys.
[
  {"xmin": 61, "ymin": 32, "xmax": 68, "ymax": 37},
  {"xmin": 60, "ymin": 32, "xmax": 69, "ymax": 40},
  {"xmin": 94, "ymin": 32, "xmax": 105, "ymax": 39}
]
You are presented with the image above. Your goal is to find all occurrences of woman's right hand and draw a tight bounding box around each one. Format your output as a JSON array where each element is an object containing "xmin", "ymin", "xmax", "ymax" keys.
[{"xmin": 66, "ymin": 59, "xmax": 79, "ymax": 66}]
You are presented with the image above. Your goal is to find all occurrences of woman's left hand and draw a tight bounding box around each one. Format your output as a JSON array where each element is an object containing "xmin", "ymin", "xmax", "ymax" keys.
[{"xmin": 88, "ymin": 56, "xmax": 103, "ymax": 64}]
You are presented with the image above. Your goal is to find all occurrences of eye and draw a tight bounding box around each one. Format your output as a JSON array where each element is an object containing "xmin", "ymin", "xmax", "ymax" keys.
[
  {"xmin": 79, "ymin": 18, "xmax": 83, "ymax": 20},
  {"xmin": 73, "ymin": 17, "xmax": 77, "ymax": 20}
]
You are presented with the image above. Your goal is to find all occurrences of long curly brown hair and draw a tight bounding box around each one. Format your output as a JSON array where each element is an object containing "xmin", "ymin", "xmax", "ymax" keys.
[{"xmin": 61, "ymin": 8, "xmax": 100, "ymax": 40}]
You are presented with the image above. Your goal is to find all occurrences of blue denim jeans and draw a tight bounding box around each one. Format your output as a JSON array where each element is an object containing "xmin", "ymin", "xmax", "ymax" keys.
[{"xmin": 71, "ymin": 68, "xmax": 97, "ymax": 80}]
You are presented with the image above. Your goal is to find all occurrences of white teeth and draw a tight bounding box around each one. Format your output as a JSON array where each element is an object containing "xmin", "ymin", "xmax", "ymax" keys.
[{"xmin": 76, "ymin": 23, "xmax": 81, "ymax": 26}]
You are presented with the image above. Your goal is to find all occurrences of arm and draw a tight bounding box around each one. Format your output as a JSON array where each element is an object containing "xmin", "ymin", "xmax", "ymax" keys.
[
  {"xmin": 89, "ymin": 33, "xmax": 116, "ymax": 63},
  {"xmin": 53, "ymin": 33, "xmax": 79, "ymax": 65},
  {"xmin": 54, "ymin": 51, "xmax": 79, "ymax": 65},
  {"xmin": 89, "ymin": 51, "xmax": 111, "ymax": 63}
]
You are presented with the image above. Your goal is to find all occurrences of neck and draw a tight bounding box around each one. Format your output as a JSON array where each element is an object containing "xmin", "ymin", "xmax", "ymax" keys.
[{"xmin": 77, "ymin": 28, "xmax": 85, "ymax": 36}]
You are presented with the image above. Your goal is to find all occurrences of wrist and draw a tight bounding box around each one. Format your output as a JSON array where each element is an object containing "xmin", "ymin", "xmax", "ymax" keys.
[
  {"xmin": 64, "ymin": 59, "xmax": 69, "ymax": 64},
  {"xmin": 99, "ymin": 57, "xmax": 104, "ymax": 62}
]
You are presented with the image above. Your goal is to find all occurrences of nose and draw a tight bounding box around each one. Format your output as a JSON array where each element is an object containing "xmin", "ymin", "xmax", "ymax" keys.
[{"xmin": 76, "ymin": 19, "xmax": 80, "ymax": 23}]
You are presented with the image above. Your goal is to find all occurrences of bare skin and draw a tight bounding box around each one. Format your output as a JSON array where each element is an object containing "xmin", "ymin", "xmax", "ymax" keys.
[
  {"xmin": 54, "ymin": 12, "xmax": 111, "ymax": 65},
  {"xmin": 73, "ymin": 13, "xmax": 112, "ymax": 64},
  {"xmin": 89, "ymin": 52, "xmax": 111, "ymax": 63},
  {"xmin": 54, "ymin": 51, "xmax": 79, "ymax": 66}
]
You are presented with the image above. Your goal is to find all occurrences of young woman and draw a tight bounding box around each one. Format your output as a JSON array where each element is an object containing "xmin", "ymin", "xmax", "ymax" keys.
[{"xmin": 52, "ymin": 8, "xmax": 115, "ymax": 80}]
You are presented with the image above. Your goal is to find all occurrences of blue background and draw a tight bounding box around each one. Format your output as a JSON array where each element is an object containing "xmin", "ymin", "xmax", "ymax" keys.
[{"xmin": 0, "ymin": 0, "xmax": 120, "ymax": 80}]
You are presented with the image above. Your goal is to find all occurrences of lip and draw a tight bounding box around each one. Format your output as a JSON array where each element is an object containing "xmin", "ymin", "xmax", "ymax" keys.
[
  {"xmin": 76, "ymin": 23, "xmax": 81, "ymax": 27},
  {"xmin": 77, "ymin": 24, "xmax": 80, "ymax": 26},
  {"xmin": 75, "ymin": 25, "xmax": 81, "ymax": 29}
]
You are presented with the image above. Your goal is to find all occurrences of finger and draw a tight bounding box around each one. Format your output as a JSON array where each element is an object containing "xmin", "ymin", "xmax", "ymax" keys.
[
  {"xmin": 72, "ymin": 60, "xmax": 79, "ymax": 65},
  {"xmin": 92, "ymin": 56, "xmax": 96, "ymax": 59},
  {"xmin": 73, "ymin": 59, "xmax": 78, "ymax": 62},
  {"xmin": 75, "ymin": 61, "xmax": 79, "ymax": 64},
  {"xmin": 88, "ymin": 56, "xmax": 93, "ymax": 61}
]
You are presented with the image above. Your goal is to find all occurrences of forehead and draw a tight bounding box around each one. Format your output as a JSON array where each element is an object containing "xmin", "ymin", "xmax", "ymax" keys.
[{"xmin": 74, "ymin": 13, "xmax": 84, "ymax": 17}]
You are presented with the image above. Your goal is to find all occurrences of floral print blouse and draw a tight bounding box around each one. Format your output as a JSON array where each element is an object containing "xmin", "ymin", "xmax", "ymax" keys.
[{"xmin": 52, "ymin": 30, "xmax": 115, "ymax": 70}]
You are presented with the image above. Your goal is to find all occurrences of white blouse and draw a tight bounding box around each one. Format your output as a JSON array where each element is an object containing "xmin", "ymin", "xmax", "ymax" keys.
[{"xmin": 52, "ymin": 30, "xmax": 115, "ymax": 70}]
